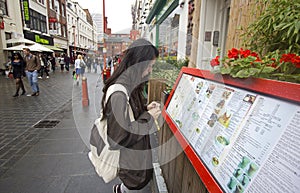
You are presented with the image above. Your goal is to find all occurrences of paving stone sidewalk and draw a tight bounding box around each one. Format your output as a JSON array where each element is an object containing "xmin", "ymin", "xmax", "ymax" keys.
[{"xmin": 0, "ymin": 70, "xmax": 152, "ymax": 193}]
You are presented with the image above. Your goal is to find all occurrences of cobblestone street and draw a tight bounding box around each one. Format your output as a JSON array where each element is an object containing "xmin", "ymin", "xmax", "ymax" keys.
[{"xmin": 0, "ymin": 70, "xmax": 135, "ymax": 193}]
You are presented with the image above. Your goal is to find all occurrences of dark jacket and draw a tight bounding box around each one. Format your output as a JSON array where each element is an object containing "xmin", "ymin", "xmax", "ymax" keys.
[
  {"xmin": 11, "ymin": 60, "xmax": 26, "ymax": 78},
  {"xmin": 106, "ymin": 91, "xmax": 154, "ymax": 190},
  {"xmin": 90, "ymin": 63, "xmax": 156, "ymax": 190}
]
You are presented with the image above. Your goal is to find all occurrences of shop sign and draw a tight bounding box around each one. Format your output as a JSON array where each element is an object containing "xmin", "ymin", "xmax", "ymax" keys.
[
  {"xmin": 49, "ymin": 17, "xmax": 57, "ymax": 23},
  {"xmin": 35, "ymin": 35, "xmax": 49, "ymax": 44},
  {"xmin": 23, "ymin": 0, "xmax": 30, "ymax": 25},
  {"xmin": 24, "ymin": 30, "xmax": 54, "ymax": 45},
  {"xmin": 0, "ymin": 17, "xmax": 4, "ymax": 29}
]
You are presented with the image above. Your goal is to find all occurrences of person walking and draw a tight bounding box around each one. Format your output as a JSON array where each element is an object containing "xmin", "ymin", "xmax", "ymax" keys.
[
  {"xmin": 11, "ymin": 52, "xmax": 26, "ymax": 97},
  {"xmin": 38, "ymin": 53, "xmax": 50, "ymax": 79},
  {"xmin": 23, "ymin": 47, "xmax": 41, "ymax": 96},
  {"xmin": 48, "ymin": 55, "xmax": 56, "ymax": 73},
  {"xmin": 90, "ymin": 39, "xmax": 161, "ymax": 193},
  {"xmin": 74, "ymin": 54, "xmax": 86, "ymax": 85},
  {"xmin": 59, "ymin": 53, "xmax": 65, "ymax": 72},
  {"xmin": 64, "ymin": 54, "xmax": 70, "ymax": 72}
]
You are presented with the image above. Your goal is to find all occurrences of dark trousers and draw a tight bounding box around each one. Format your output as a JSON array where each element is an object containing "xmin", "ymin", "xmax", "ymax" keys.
[{"xmin": 40, "ymin": 66, "xmax": 49, "ymax": 77}]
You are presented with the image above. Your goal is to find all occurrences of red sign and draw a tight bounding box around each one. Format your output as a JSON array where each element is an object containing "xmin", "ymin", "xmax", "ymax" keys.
[
  {"xmin": 0, "ymin": 17, "xmax": 4, "ymax": 29},
  {"xmin": 49, "ymin": 17, "xmax": 57, "ymax": 23}
]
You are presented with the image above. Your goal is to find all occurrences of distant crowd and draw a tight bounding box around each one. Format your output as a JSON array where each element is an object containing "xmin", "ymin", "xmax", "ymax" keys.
[{"xmin": 5, "ymin": 48, "xmax": 123, "ymax": 97}]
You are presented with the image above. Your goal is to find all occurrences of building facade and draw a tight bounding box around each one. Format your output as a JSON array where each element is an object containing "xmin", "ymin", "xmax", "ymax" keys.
[
  {"xmin": 0, "ymin": 0, "xmax": 98, "ymax": 67},
  {"xmin": 47, "ymin": 0, "xmax": 68, "ymax": 53},
  {"xmin": 0, "ymin": 0, "xmax": 23, "ymax": 65},
  {"xmin": 66, "ymin": 0, "xmax": 97, "ymax": 62},
  {"xmin": 140, "ymin": 0, "xmax": 251, "ymax": 70}
]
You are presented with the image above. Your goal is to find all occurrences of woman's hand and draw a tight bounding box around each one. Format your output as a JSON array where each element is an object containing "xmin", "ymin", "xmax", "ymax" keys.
[
  {"xmin": 148, "ymin": 101, "xmax": 161, "ymax": 120},
  {"xmin": 147, "ymin": 101, "xmax": 160, "ymax": 110}
]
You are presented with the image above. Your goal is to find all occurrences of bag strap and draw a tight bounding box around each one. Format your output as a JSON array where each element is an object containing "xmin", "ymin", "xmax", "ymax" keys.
[
  {"xmin": 105, "ymin": 84, "xmax": 129, "ymax": 103},
  {"xmin": 105, "ymin": 84, "xmax": 134, "ymax": 121}
]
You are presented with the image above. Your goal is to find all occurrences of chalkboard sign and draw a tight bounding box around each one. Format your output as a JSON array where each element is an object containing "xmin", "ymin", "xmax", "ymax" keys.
[{"xmin": 162, "ymin": 67, "xmax": 300, "ymax": 193}]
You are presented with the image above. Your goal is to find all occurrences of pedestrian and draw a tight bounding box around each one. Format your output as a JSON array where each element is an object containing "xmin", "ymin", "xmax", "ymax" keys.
[
  {"xmin": 38, "ymin": 53, "xmax": 49, "ymax": 79},
  {"xmin": 23, "ymin": 47, "xmax": 41, "ymax": 96},
  {"xmin": 91, "ymin": 38, "xmax": 161, "ymax": 193},
  {"xmin": 10, "ymin": 52, "xmax": 26, "ymax": 97},
  {"xmin": 64, "ymin": 54, "xmax": 70, "ymax": 72},
  {"xmin": 74, "ymin": 54, "xmax": 86, "ymax": 85},
  {"xmin": 48, "ymin": 55, "xmax": 56, "ymax": 72},
  {"xmin": 93, "ymin": 57, "xmax": 98, "ymax": 73},
  {"xmin": 59, "ymin": 53, "xmax": 65, "ymax": 72}
]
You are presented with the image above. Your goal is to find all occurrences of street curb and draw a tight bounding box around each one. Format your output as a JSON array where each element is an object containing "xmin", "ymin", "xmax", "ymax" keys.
[{"xmin": 152, "ymin": 162, "xmax": 168, "ymax": 193}]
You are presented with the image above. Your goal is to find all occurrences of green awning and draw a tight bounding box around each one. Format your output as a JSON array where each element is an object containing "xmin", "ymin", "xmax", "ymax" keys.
[
  {"xmin": 157, "ymin": 0, "xmax": 179, "ymax": 24},
  {"xmin": 44, "ymin": 45, "xmax": 64, "ymax": 52},
  {"xmin": 146, "ymin": 0, "xmax": 166, "ymax": 24}
]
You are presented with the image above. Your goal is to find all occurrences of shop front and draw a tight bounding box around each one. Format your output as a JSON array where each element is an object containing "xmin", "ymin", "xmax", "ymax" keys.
[
  {"xmin": 23, "ymin": 30, "xmax": 54, "ymax": 46},
  {"xmin": 146, "ymin": 0, "xmax": 182, "ymax": 61}
]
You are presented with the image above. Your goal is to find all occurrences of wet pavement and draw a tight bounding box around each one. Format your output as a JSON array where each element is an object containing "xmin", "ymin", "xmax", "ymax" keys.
[{"xmin": 0, "ymin": 68, "xmax": 152, "ymax": 193}]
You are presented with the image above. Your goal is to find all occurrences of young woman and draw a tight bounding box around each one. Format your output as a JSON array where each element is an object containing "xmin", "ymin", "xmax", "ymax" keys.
[
  {"xmin": 90, "ymin": 39, "xmax": 161, "ymax": 193},
  {"xmin": 74, "ymin": 54, "xmax": 86, "ymax": 85},
  {"xmin": 11, "ymin": 52, "xmax": 26, "ymax": 97}
]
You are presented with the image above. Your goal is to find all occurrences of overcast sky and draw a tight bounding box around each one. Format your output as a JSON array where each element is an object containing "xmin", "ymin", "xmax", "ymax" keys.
[{"xmin": 75, "ymin": 0, "xmax": 135, "ymax": 33}]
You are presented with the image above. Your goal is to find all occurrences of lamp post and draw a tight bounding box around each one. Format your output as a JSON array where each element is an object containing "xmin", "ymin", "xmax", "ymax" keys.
[
  {"xmin": 72, "ymin": 25, "xmax": 76, "ymax": 62},
  {"xmin": 102, "ymin": 0, "xmax": 108, "ymax": 81}
]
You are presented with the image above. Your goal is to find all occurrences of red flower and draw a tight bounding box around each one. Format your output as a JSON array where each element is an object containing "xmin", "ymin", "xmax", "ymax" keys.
[
  {"xmin": 292, "ymin": 56, "xmax": 300, "ymax": 68},
  {"xmin": 250, "ymin": 52, "xmax": 259, "ymax": 58},
  {"xmin": 240, "ymin": 48, "xmax": 251, "ymax": 58},
  {"xmin": 228, "ymin": 48, "xmax": 239, "ymax": 59},
  {"xmin": 280, "ymin": 53, "xmax": 296, "ymax": 63},
  {"xmin": 267, "ymin": 62, "xmax": 277, "ymax": 68},
  {"xmin": 210, "ymin": 56, "xmax": 220, "ymax": 67}
]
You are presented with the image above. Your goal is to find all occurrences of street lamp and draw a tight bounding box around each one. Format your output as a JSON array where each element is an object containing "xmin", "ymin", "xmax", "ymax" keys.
[
  {"xmin": 72, "ymin": 25, "xmax": 76, "ymax": 52},
  {"xmin": 102, "ymin": 0, "xmax": 109, "ymax": 81}
]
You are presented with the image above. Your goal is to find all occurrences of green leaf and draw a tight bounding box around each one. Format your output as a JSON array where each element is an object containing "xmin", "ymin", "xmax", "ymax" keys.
[
  {"xmin": 248, "ymin": 68, "xmax": 261, "ymax": 75},
  {"xmin": 261, "ymin": 66, "xmax": 277, "ymax": 73},
  {"xmin": 220, "ymin": 67, "xmax": 232, "ymax": 74}
]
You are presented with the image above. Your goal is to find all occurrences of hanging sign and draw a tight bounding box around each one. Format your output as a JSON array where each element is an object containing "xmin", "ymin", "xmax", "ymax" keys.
[
  {"xmin": 23, "ymin": 0, "xmax": 30, "ymax": 25},
  {"xmin": 0, "ymin": 17, "xmax": 4, "ymax": 29}
]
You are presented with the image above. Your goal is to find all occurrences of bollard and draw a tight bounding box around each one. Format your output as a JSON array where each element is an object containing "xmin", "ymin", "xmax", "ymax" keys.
[
  {"xmin": 82, "ymin": 76, "xmax": 89, "ymax": 107},
  {"xmin": 102, "ymin": 69, "xmax": 107, "ymax": 82}
]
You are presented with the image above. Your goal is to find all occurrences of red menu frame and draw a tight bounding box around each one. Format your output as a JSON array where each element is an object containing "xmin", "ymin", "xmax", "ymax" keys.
[{"xmin": 162, "ymin": 67, "xmax": 300, "ymax": 193}]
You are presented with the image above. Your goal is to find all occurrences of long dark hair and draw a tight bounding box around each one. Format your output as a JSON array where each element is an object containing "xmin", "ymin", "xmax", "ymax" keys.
[
  {"xmin": 101, "ymin": 38, "xmax": 159, "ymax": 118},
  {"xmin": 11, "ymin": 52, "xmax": 24, "ymax": 62}
]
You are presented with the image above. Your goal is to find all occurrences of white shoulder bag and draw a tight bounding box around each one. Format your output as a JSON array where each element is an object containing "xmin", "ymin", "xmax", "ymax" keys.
[{"xmin": 88, "ymin": 84, "xmax": 134, "ymax": 183}]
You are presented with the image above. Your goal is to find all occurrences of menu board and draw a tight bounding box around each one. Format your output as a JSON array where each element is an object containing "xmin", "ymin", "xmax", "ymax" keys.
[{"xmin": 165, "ymin": 72, "xmax": 300, "ymax": 193}]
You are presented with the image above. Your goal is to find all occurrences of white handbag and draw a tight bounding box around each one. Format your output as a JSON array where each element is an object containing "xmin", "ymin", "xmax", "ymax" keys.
[{"xmin": 88, "ymin": 84, "xmax": 134, "ymax": 183}]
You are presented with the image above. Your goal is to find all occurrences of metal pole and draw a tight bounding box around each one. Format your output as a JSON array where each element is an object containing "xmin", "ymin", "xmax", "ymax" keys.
[
  {"xmin": 103, "ymin": 0, "xmax": 106, "ymax": 70},
  {"xmin": 102, "ymin": 0, "xmax": 107, "ymax": 81}
]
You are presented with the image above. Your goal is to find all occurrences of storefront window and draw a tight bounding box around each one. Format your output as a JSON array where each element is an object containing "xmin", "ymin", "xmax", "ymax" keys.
[
  {"xmin": 29, "ymin": 9, "xmax": 47, "ymax": 33},
  {"xmin": 158, "ymin": 10, "xmax": 180, "ymax": 60},
  {"xmin": 0, "ymin": 0, "xmax": 7, "ymax": 16},
  {"xmin": 49, "ymin": 0, "xmax": 53, "ymax": 9},
  {"xmin": 37, "ymin": 0, "xmax": 45, "ymax": 5},
  {"xmin": 61, "ymin": 4, "xmax": 65, "ymax": 17}
]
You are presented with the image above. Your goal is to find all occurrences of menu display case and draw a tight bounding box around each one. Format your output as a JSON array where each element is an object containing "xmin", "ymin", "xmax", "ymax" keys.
[{"xmin": 162, "ymin": 67, "xmax": 300, "ymax": 193}]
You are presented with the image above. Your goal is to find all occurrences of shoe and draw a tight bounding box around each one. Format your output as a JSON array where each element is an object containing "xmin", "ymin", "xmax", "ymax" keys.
[
  {"xmin": 31, "ymin": 92, "xmax": 37, "ymax": 96},
  {"xmin": 46, "ymin": 76, "xmax": 49, "ymax": 78},
  {"xmin": 113, "ymin": 184, "xmax": 121, "ymax": 193},
  {"xmin": 38, "ymin": 76, "xmax": 42, "ymax": 79},
  {"xmin": 13, "ymin": 93, "xmax": 19, "ymax": 97},
  {"xmin": 36, "ymin": 91, "xmax": 39, "ymax": 96},
  {"xmin": 21, "ymin": 90, "xmax": 26, "ymax": 95}
]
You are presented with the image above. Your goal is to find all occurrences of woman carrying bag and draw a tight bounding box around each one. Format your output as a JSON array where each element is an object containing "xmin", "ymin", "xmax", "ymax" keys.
[
  {"xmin": 89, "ymin": 39, "xmax": 161, "ymax": 193},
  {"xmin": 11, "ymin": 52, "xmax": 26, "ymax": 97}
]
